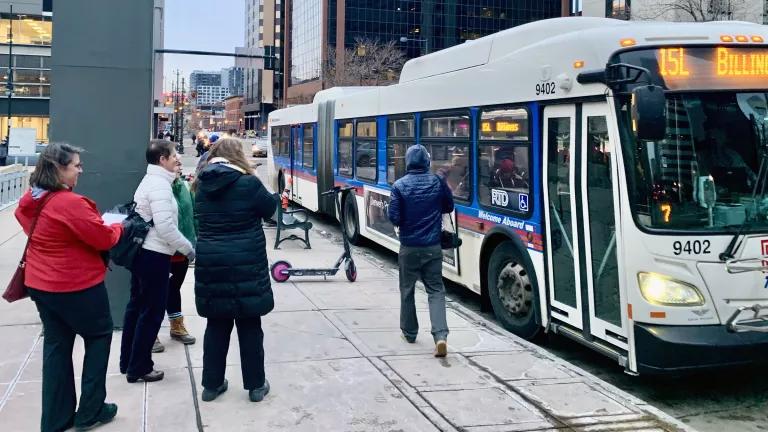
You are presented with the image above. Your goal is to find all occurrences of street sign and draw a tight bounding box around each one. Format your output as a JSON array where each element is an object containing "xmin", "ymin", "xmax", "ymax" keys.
[{"xmin": 8, "ymin": 128, "xmax": 36, "ymax": 156}]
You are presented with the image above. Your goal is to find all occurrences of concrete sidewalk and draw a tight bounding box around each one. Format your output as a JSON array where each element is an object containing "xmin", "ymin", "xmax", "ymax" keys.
[{"xmin": 0, "ymin": 203, "xmax": 694, "ymax": 432}]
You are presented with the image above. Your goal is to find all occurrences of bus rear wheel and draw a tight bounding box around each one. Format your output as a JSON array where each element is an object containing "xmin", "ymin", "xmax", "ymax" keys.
[
  {"xmin": 487, "ymin": 241, "xmax": 541, "ymax": 340},
  {"xmin": 343, "ymin": 193, "xmax": 361, "ymax": 245}
]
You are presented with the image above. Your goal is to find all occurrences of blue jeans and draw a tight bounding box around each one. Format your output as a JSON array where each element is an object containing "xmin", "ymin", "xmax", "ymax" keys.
[{"xmin": 120, "ymin": 249, "xmax": 171, "ymax": 377}]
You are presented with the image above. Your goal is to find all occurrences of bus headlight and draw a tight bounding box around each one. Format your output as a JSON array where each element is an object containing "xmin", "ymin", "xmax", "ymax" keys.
[{"xmin": 638, "ymin": 272, "xmax": 705, "ymax": 306}]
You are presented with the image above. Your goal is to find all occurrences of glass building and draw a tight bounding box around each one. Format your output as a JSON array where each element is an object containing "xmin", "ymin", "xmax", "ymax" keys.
[
  {"xmin": 0, "ymin": 5, "xmax": 53, "ymax": 144},
  {"xmin": 287, "ymin": 0, "xmax": 567, "ymax": 103}
]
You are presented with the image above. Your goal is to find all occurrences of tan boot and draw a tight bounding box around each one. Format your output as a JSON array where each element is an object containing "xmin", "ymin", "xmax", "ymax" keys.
[{"xmin": 170, "ymin": 316, "xmax": 196, "ymax": 345}]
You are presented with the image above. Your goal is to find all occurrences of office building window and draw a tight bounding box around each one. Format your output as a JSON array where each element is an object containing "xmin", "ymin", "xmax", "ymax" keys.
[{"xmin": 291, "ymin": 0, "xmax": 321, "ymax": 85}]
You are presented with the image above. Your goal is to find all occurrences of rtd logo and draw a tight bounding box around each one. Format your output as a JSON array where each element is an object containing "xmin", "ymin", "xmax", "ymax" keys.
[{"xmin": 491, "ymin": 189, "xmax": 509, "ymax": 207}]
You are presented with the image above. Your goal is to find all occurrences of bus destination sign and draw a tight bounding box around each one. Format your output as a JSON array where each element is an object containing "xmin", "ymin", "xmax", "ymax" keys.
[{"xmin": 653, "ymin": 46, "xmax": 768, "ymax": 90}]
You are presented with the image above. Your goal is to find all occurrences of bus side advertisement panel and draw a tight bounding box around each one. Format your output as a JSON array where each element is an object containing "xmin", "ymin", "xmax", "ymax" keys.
[{"xmin": 365, "ymin": 188, "xmax": 458, "ymax": 268}]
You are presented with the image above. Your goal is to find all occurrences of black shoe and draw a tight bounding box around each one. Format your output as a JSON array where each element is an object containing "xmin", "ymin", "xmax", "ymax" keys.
[
  {"xmin": 74, "ymin": 403, "xmax": 118, "ymax": 431},
  {"xmin": 401, "ymin": 333, "xmax": 416, "ymax": 344},
  {"xmin": 248, "ymin": 380, "xmax": 270, "ymax": 402},
  {"xmin": 127, "ymin": 370, "xmax": 164, "ymax": 383},
  {"xmin": 201, "ymin": 379, "xmax": 228, "ymax": 402}
]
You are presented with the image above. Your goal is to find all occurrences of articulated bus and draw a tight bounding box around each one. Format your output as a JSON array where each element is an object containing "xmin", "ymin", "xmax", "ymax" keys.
[{"xmin": 267, "ymin": 17, "xmax": 768, "ymax": 374}]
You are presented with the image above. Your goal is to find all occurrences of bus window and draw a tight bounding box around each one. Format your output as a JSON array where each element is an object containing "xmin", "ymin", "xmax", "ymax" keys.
[
  {"xmin": 387, "ymin": 117, "xmax": 414, "ymax": 184},
  {"xmin": 303, "ymin": 124, "xmax": 314, "ymax": 168},
  {"xmin": 338, "ymin": 121, "xmax": 353, "ymax": 177},
  {"xmin": 478, "ymin": 107, "xmax": 531, "ymax": 213},
  {"xmin": 270, "ymin": 126, "xmax": 280, "ymax": 155},
  {"xmin": 586, "ymin": 115, "xmax": 620, "ymax": 327},
  {"xmin": 278, "ymin": 126, "xmax": 290, "ymax": 156},
  {"xmin": 422, "ymin": 113, "xmax": 471, "ymax": 201},
  {"xmin": 356, "ymin": 120, "xmax": 377, "ymax": 182},
  {"xmin": 479, "ymin": 146, "xmax": 530, "ymax": 211}
]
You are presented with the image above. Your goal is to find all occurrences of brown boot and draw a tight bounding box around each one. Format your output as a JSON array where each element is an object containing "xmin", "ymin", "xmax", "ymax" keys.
[{"xmin": 170, "ymin": 316, "xmax": 196, "ymax": 345}]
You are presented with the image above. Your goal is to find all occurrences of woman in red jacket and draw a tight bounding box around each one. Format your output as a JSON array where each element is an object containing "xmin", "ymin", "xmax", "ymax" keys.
[{"xmin": 15, "ymin": 143, "xmax": 123, "ymax": 432}]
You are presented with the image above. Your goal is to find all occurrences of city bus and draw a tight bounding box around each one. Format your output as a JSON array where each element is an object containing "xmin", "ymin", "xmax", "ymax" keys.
[{"xmin": 267, "ymin": 17, "xmax": 768, "ymax": 374}]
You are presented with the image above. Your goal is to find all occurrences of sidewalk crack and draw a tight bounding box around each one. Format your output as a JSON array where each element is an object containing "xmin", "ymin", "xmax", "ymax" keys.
[
  {"xmin": 184, "ymin": 344, "xmax": 205, "ymax": 431},
  {"xmin": 0, "ymin": 330, "xmax": 41, "ymax": 413}
]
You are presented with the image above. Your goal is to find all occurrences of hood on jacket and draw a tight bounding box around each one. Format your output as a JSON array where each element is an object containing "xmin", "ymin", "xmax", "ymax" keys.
[
  {"xmin": 405, "ymin": 145, "xmax": 431, "ymax": 174},
  {"xmin": 17, "ymin": 186, "xmax": 58, "ymax": 219},
  {"xmin": 197, "ymin": 162, "xmax": 243, "ymax": 194}
]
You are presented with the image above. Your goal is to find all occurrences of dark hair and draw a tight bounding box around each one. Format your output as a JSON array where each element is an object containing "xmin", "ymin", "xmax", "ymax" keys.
[
  {"xmin": 30, "ymin": 143, "xmax": 84, "ymax": 191},
  {"xmin": 146, "ymin": 139, "xmax": 175, "ymax": 164}
]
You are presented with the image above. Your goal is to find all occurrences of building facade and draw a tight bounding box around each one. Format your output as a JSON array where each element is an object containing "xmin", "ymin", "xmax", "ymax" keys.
[
  {"xmin": 224, "ymin": 94, "xmax": 244, "ymax": 133},
  {"xmin": 221, "ymin": 66, "xmax": 244, "ymax": 96},
  {"xmin": 195, "ymin": 85, "xmax": 231, "ymax": 106},
  {"xmin": 284, "ymin": 0, "xmax": 569, "ymax": 105},
  {"xmin": 0, "ymin": 0, "xmax": 52, "ymax": 144},
  {"xmin": 189, "ymin": 70, "xmax": 222, "ymax": 90},
  {"xmin": 579, "ymin": 0, "xmax": 768, "ymax": 23},
  {"xmin": 241, "ymin": 0, "xmax": 284, "ymax": 131}
]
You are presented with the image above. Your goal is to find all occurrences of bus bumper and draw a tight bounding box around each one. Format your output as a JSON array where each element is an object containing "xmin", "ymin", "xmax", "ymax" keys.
[{"xmin": 634, "ymin": 322, "xmax": 768, "ymax": 374}]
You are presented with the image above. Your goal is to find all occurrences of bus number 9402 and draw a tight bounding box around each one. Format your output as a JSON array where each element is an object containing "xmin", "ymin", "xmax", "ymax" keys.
[
  {"xmin": 673, "ymin": 240, "xmax": 711, "ymax": 255},
  {"xmin": 535, "ymin": 82, "xmax": 556, "ymax": 95}
]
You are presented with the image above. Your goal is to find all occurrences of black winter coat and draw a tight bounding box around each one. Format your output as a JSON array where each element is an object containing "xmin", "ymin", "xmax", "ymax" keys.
[
  {"xmin": 388, "ymin": 145, "xmax": 454, "ymax": 247},
  {"xmin": 194, "ymin": 162, "xmax": 278, "ymax": 318}
]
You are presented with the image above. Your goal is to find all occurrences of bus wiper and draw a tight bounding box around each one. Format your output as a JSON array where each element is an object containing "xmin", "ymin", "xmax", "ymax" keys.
[{"xmin": 720, "ymin": 149, "xmax": 768, "ymax": 261}]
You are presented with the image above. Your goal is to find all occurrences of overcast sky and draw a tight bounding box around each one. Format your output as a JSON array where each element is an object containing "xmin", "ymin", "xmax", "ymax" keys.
[{"xmin": 163, "ymin": 0, "xmax": 245, "ymax": 92}]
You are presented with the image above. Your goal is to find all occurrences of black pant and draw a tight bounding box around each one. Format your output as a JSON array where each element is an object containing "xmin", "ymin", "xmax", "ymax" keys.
[
  {"xmin": 120, "ymin": 249, "xmax": 171, "ymax": 377},
  {"xmin": 202, "ymin": 317, "xmax": 265, "ymax": 390},
  {"xmin": 167, "ymin": 258, "xmax": 189, "ymax": 318},
  {"xmin": 28, "ymin": 283, "xmax": 113, "ymax": 432}
]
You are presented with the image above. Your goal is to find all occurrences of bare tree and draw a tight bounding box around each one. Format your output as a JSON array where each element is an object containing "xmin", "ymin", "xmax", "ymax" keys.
[
  {"xmin": 634, "ymin": 0, "xmax": 749, "ymax": 22},
  {"xmin": 322, "ymin": 37, "xmax": 407, "ymax": 88}
]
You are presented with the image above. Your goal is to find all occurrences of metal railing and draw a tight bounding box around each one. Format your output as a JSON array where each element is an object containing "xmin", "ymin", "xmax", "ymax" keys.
[{"xmin": 0, "ymin": 164, "xmax": 29, "ymax": 210}]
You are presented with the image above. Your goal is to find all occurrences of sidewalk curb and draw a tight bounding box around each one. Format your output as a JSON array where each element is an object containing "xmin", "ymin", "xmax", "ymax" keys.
[{"xmin": 340, "ymin": 230, "xmax": 696, "ymax": 432}]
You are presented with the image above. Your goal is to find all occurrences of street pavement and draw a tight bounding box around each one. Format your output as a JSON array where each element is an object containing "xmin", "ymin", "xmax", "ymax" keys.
[{"xmin": 0, "ymin": 145, "xmax": 696, "ymax": 431}]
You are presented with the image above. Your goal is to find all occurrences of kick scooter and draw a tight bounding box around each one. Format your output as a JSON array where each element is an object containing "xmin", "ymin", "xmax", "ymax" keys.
[{"xmin": 270, "ymin": 186, "xmax": 358, "ymax": 282}]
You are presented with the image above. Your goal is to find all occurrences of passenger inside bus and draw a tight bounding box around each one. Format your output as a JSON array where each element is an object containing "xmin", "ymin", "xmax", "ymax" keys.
[
  {"xmin": 436, "ymin": 152, "xmax": 469, "ymax": 197},
  {"xmin": 490, "ymin": 156, "xmax": 528, "ymax": 190}
]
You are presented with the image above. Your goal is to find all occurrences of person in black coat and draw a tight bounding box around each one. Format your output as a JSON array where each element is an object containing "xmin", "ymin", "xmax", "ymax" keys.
[{"xmin": 192, "ymin": 137, "xmax": 278, "ymax": 403}]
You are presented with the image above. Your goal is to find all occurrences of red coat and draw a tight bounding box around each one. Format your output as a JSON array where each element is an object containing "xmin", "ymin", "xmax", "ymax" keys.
[{"xmin": 15, "ymin": 189, "xmax": 123, "ymax": 293}]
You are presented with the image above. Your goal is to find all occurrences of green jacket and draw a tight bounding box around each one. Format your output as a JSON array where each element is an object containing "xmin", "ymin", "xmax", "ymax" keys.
[{"xmin": 172, "ymin": 178, "xmax": 197, "ymax": 245}]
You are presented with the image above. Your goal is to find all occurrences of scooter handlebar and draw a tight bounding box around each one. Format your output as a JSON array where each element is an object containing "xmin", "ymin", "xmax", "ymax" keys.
[{"xmin": 321, "ymin": 186, "xmax": 357, "ymax": 196}]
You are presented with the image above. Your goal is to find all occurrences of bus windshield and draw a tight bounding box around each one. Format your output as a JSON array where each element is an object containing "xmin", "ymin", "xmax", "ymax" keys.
[{"xmin": 617, "ymin": 91, "xmax": 768, "ymax": 232}]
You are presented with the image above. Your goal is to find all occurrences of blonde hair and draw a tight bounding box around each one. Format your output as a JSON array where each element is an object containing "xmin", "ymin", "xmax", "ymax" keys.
[{"xmin": 208, "ymin": 138, "xmax": 253, "ymax": 175}]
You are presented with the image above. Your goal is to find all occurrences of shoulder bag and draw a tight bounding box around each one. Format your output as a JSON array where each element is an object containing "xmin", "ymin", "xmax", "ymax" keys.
[{"xmin": 3, "ymin": 191, "xmax": 57, "ymax": 303}]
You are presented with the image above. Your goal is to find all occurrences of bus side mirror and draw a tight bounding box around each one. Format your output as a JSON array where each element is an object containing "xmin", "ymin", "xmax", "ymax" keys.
[{"xmin": 631, "ymin": 85, "xmax": 667, "ymax": 141}]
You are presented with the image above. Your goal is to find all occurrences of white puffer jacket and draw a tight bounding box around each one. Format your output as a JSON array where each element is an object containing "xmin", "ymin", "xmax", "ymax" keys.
[{"xmin": 133, "ymin": 164, "xmax": 194, "ymax": 256}]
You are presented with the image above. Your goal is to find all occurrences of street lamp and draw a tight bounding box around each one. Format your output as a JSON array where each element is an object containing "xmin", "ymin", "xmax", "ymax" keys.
[{"xmin": 400, "ymin": 36, "xmax": 428, "ymax": 55}]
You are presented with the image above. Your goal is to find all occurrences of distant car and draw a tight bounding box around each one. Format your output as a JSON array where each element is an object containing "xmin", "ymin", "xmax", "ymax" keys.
[{"xmin": 252, "ymin": 138, "xmax": 268, "ymax": 157}]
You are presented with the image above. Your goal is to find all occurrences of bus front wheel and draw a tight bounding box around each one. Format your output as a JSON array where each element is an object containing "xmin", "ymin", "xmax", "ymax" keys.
[
  {"xmin": 343, "ymin": 193, "xmax": 361, "ymax": 245},
  {"xmin": 487, "ymin": 241, "xmax": 541, "ymax": 340}
]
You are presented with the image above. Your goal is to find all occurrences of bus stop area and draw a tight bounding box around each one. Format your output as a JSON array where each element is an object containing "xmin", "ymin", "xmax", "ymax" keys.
[{"xmin": 0, "ymin": 188, "xmax": 692, "ymax": 432}]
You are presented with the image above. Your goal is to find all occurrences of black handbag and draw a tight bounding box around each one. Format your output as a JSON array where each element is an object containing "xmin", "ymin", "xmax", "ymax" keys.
[
  {"xmin": 440, "ymin": 216, "xmax": 462, "ymax": 250},
  {"xmin": 108, "ymin": 202, "xmax": 154, "ymax": 270}
]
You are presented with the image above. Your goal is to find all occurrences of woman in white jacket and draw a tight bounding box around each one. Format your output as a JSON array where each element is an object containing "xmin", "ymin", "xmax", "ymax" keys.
[{"xmin": 119, "ymin": 140, "xmax": 195, "ymax": 383}]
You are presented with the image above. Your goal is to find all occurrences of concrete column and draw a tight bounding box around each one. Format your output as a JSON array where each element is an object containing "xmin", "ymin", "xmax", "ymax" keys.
[{"xmin": 50, "ymin": 0, "xmax": 155, "ymax": 326}]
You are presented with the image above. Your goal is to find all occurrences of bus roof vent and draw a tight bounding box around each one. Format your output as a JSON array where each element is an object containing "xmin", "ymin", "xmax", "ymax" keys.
[{"xmin": 399, "ymin": 17, "xmax": 627, "ymax": 84}]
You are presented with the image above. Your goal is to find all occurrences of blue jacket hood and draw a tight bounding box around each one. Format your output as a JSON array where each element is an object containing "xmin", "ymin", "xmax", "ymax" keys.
[{"xmin": 406, "ymin": 145, "xmax": 430, "ymax": 173}]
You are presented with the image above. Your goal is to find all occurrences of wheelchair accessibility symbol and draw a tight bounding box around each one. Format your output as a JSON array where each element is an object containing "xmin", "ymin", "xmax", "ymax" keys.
[{"xmin": 519, "ymin": 193, "xmax": 529, "ymax": 212}]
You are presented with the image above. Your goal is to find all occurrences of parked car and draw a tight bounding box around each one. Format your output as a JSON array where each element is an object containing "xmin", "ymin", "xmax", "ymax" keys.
[{"xmin": 252, "ymin": 138, "xmax": 269, "ymax": 157}]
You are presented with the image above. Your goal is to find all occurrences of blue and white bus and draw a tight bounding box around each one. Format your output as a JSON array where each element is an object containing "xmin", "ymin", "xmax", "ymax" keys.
[{"xmin": 267, "ymin": 17, "xmax": 768, "ymax": 374}]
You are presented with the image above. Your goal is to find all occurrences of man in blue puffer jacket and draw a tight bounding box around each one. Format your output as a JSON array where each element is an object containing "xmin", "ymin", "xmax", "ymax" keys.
[{"xmin": 388, "ymin": 144, "xmax": 454, "ymax": 357}]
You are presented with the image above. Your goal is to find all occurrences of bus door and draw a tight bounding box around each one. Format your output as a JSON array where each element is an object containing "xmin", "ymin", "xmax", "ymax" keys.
[
  {"xmin": 543, "ymin": 104, "xmax": 627, "ymax": 347},
  {"xmin": 290, "ymin": 125, "xmax": 301, "ymax": 202}
]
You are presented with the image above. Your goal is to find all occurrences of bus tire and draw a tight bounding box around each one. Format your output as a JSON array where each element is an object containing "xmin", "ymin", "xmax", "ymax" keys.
[
  {"xmin": 343, "ymin": 193, "xmax": 361, "ymax": 245},
  {"xmin": 487, "ymin": 241, "xmax": 541, "ymax": 340}
]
